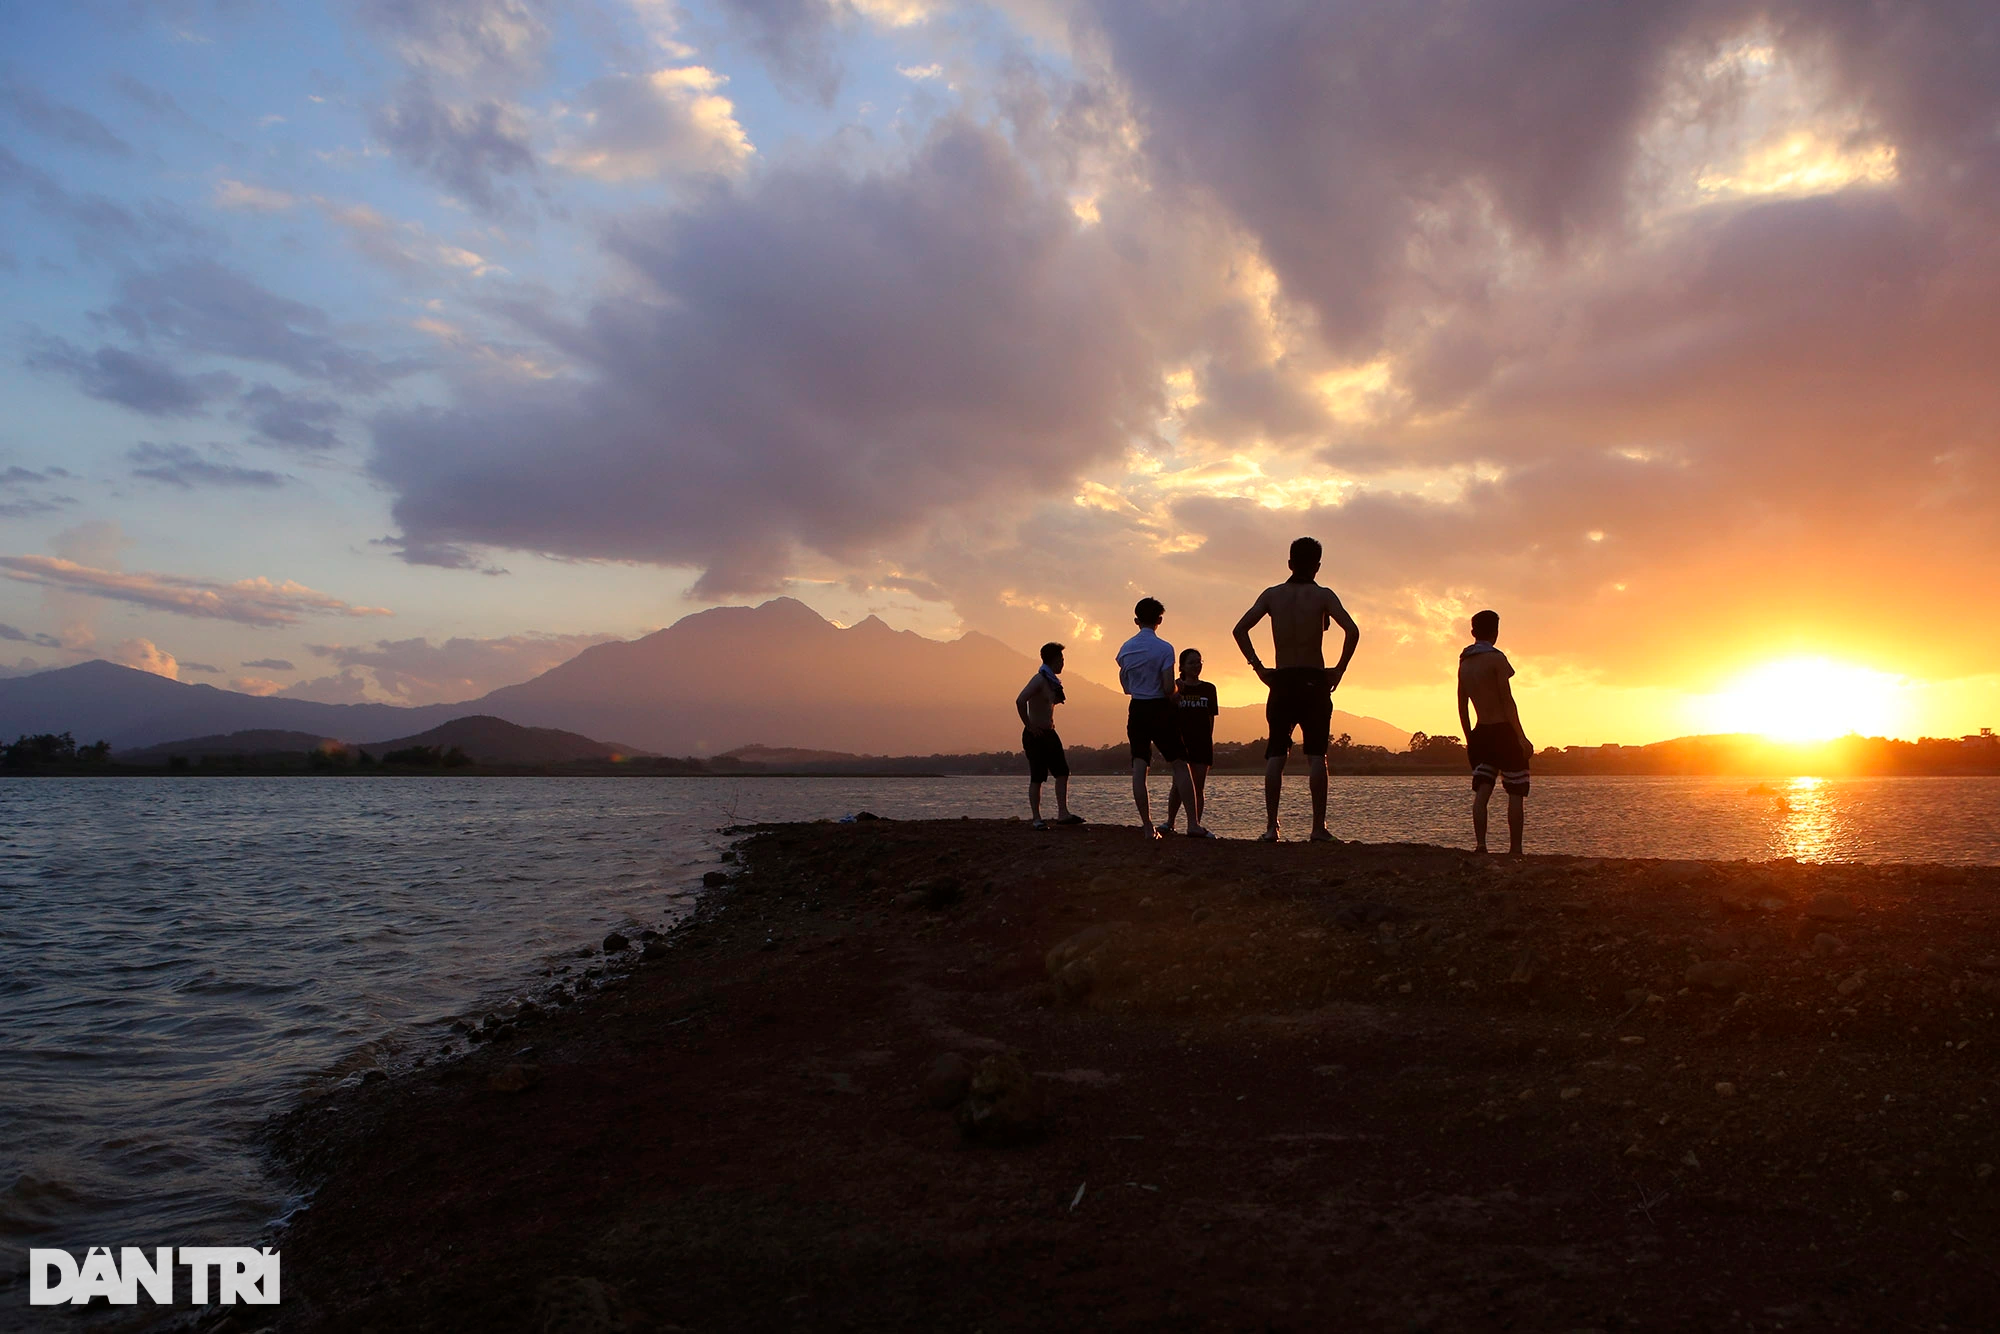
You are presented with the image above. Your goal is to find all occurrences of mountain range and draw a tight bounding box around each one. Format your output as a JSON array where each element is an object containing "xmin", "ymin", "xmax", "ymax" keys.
[
  {"xmin": 0, "ymin": 598, "xmax": 1411, "ymax": 756},
  {"xmin": 112, "ymin": 716, "xmax": 632, "ymax": 767}
]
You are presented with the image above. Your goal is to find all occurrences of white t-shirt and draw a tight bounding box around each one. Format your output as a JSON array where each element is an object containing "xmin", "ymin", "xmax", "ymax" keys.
[{"xmin": 1116, "ymin": 627, "xmax": 1176, "ymax": 699}]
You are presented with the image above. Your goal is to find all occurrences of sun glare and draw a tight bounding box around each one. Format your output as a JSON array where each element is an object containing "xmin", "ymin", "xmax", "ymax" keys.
[{"xmin": 1703, "ymin": 657, "xmax": 1908, "ymax": 743}]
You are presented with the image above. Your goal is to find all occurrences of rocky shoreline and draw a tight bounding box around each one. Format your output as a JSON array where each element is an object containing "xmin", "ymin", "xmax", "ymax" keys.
[{"xmin": 265, "ymin": 821, "xmax": 2000, "ymax": 1331}]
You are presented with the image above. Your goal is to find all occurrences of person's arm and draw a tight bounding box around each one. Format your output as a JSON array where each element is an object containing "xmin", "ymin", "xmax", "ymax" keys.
[
  {"xmin": 1325, "ymin": 591, "xmax": 1360, "ymax": 686},
  {"xmin": 1232, "ymin": 591, "xmax": 1274, "ymax": 684},
  {"xmin": 1457, "ymin": 667, "xmax": 1473, "ymax": 742},
  {"xmin": 1501, "ymin": 673, "xmax": 1530, "ymax": 754},
  {"xmin": 1016, "ymin": 677, "xmax": 1039, "ymax": 730}
]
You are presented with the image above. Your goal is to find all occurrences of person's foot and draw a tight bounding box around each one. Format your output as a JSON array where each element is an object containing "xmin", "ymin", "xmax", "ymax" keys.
[
  {"xmin": 1258, "ymin": 828, "xmax": 1280, "ymax": 843},
  {"xmin": 1473, "ymin": 843, "xmax": 1488, "ymax": 854},
  {"xmin": 1032, "ymin": 818, "xmax": 1048, "ymax": 830},
  {"xmin": 1145, "ymin": 824, "xmax": 1164, "ymax": 841},
  {"xmin": 1187, "ymin": 823, "xmax": 1218, "ymax": 839},
  {"xmin": 1310, "ymin": 827, "xmax": 1338, "ymax": 843},
  {"xmin": 1055, "ymin": 813, "xmax": 1085, "ymax": 826},
  {"xmin": 1155, "ymin": 822, "xmax": 1176, "ymax": 835}
]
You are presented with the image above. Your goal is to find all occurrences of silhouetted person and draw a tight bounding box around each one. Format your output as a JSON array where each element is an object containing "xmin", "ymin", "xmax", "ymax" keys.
[
  {"xmin": 1162, "ymin": 647, "xmax": 1217, "ymax": 834},
  {"xmin": 1016, "ymin": 642, "xmax": 1084, "ymax": 830},
  {"xmin": 1458, "ymin": 609, "xmax": 1531, "ymax": 855},
  {"xmin": 1116, "ymin": 598, "xmax": 1212, "ymax": 840},
  {"xmin": 1232, "ymin": 536, "xmax": 1360, "ymax": 842}
]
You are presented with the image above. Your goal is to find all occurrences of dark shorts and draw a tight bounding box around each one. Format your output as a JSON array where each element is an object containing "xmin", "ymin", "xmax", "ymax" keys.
[
  {"xmin": 1180, "ymin": 733, "xmax": 1215, "ymax": 768},
  {"xmin": 1023, "ymin": 727, "xmax": 1069, "ymax": 784},
  {"xmin": 1265, "ymin": 667, "xmax": 1333, "ymax": 758},
  {"xmin": 1128, "ymin": 698, "xmax": 1185, "ymax": 764},
  {"xmin": 1469, "ymin": 724, "xmax": 1531, "ymax": 795}
]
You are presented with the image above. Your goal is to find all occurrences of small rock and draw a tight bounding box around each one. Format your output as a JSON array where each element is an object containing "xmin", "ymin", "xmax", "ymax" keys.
[
  {"xmin": 923, "ymin": 1052, "xmax": 973, "ymax": 1110},
  {"xmin": 1890, "ymin": 1189, "xmax": 1909, "ymax": 1204},
  {"xmin": 488, "ymin": 1063, "xmax": 539, "ymax": 1093},
  {"xmin": 702, "ymin": 870, "xmax": 730, "ymax": 888},
  {"xmin": 1806, "ymin": 892, "xmax": 1859, "ymax": 922},
  {"xmin": 1836, "ymin": 969, "xmax": 1868, "ymax": 997},
  {"xmin": 361, "ymin": 1068, "xmax": 388, "ymax": 1084},
  {"xmin": 1560, "ymin": 1087, "xmax": 1581, "ymax": 1100},
  {"xmin": 1811, "ymin": 933, "xmax": 1846, "ymax": 958},
  {"xmin": 1685, "ymin": 959, "xmax": 1754, "ymax": 993},
  {"xmin": 956, "ymin": 1054, "xmax": 1045, "ymax": 1144},
  {"xmin": 639, "ymin": 942, "xmax": 669, "ymax": 962},
  {"xmin": 1506, "ymin": 948, "xmax": 1540, "ymax": 987},
  {"xmin": 1619, "ymin": 1035, "xmax": 1646, "ymax": 1046},
  {"xmin": 907, "ymin": 877, "xmax": 963, "ymax": 909},
  {"xmin": 1923, "ymin": 948, "xmax": 1951, "ymax": 968},
  {"xmin": 893, "ymin": 890, "xmax": 928, "ymax": 910},
  {"xmin": 1715, "ymin": 1082, "xmax": 1736, "ymax": 1098},
  {"xmin": 602, "ymin": 931, "xmax": 630, "ymax": 953}
]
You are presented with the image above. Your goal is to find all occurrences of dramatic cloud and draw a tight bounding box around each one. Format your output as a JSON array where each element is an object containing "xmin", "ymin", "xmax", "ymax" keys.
[
  {"xmin": 127, "ymin": 442, "xmax": 288, "ymax": 489},
  {"xmin": 550, "ymin": 67, "xmax": 753, "ymax": 182},
  {"xmin": 110, "ymin": 637, "xmax": 178, "ymax": 680},
  {"xmin": 24, "ymin": 336, "xmax": 238, "ymax": 416},
  {"xmin": 304, "ymin": 629, "xmax": 620, "ymax": 702},
  {"xmin": 0, "ymin": 556, "xmax": 393, "ymax": 626},
  {"xmin": 372, "ymin": 119, "xmax": 1170, "ymax": 595}
]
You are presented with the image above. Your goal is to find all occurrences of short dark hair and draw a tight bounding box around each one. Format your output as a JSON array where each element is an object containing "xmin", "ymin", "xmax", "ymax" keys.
[
  {"xmin": 1289, "ymin": 536, "xmax": 1322, "ymax": 567},
  {"xmin": 1179, "ymin": 646, "xmax": 1201, "ymax": 668},
  {"xmin": 1471, "ymin": 609, "xmax": 1500, "ymax": 639},
  {"xmin": 1039, "ymin": 641, "xmax": 1064, "ymax": 665},
  {"xmin": 1134, "ymin": 597, "xmax": 1164, "ymax": 626}
]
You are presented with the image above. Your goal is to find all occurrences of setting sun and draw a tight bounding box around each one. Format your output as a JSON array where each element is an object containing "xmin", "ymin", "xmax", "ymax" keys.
[{"xmin": 1702, "ymin": 657, "xmax": 1910, "ymax": 742}]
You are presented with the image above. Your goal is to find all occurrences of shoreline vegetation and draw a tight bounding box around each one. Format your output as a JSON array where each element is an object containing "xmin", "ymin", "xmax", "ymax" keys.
[
  {"xmin": 266, "ymin": 819, "xmax": 2000, "ymax": 1330},
  {"xmin": 6, "ymin": 726, "xmax": 2000, "ymax": 778}
]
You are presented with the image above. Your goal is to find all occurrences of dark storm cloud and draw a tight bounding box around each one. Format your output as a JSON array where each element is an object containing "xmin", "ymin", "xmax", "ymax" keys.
[
  {"xmin": 127, "ymin": 442, "xmax": 287, "ymax": 490},
  {"xmin": 371, "ymin": 119, "xmax": 1163, "ymax": 595},
  {"xmin": 0, "ymin": 79, "xmax": 135, "ymax": 157},
  {"xmin": 238, "ymin": 384, "xmax": 342, "ymax": 451},
  {"xmin": 0, "ymin": 623, "xmax": 65, "ymax": 649},
  {"xmin": 24, "ymin": 335, "xmax": 239, "ymax": 416},
  {"xmin": 105, "ymin": 262, "xmax": 402, "ymax": 391}
]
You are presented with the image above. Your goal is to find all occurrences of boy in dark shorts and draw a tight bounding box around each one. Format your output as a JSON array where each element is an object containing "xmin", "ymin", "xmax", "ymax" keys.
[
  {"xmin": 1457, "ymin": 609, "xmax": 1531, "ymax": 854},
  {"xmin": 1161, "ymin": 647, "xmax": 1217, "ymax": 834},
  {"xmin": 1016, "ymin": 642, "xmax": 1083, "ymax": 830},
  {"xmin": 1115, "ymin": 598, "xmax": 1212, "ymax": 840},
  {"xmin": 1231, "ymin": 537, "xmax": 1361, "ymax": 842}
]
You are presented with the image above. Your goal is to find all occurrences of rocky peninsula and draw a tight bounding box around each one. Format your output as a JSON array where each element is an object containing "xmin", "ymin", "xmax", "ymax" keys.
[{"xmin": 269, "ymin": 821, "xmax": 2000, "ymax": 1330}]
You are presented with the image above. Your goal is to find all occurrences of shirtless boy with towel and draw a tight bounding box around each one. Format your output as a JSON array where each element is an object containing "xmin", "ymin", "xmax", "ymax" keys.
[
  {"xmin": 1457, "ymin": 609, "xmax": 1532, "ymax": 855},
  {"xmin": 1231, "ymin": 537, "xmax": 1361, "ymax": 842}
]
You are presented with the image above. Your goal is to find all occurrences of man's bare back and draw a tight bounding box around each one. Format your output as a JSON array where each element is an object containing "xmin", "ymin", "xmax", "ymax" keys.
[
  {"xmin": 1458, "ymin": 650, "xmax": 1515, "ymax": 730},
  {"xmin": 1239, "ymin": 580, "xmax": 1355, "ymax": 673}
]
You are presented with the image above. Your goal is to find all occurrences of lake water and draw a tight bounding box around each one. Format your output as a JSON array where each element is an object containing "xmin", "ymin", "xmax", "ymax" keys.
[{"xmin": 4, "ymin": 772, "xmax": 1999, "ymax": 1319}]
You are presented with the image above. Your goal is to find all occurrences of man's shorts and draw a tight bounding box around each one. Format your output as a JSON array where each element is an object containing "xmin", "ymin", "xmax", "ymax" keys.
[
  {"xmin": 1468, "ymin": 723, "xmax": 1531, "ymax": 795},
  {"xmin": 1264, "ymin": 667, "xmax": 1333, "ymax": 758},
  {"xmin": 1179, "ymin": 730, "xmax": 1215, "ymax": 768},
  {"xmin": 1128, "ymin": 698, "xmax": 1185, "ymax": 764},
  {"xmin": 1023, "ymin": 727, "xmax": 1069, "ymax": 784}
]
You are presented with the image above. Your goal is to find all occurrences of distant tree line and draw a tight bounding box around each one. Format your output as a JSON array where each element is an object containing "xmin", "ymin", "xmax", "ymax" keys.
[{"xmin": 3, "ymin": 732, "xmax": 111, "ymax": 768}]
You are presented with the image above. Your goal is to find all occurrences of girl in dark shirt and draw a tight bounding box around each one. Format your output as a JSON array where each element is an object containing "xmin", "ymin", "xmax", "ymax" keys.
[{"xmin": 1162, "ymin": 648, "xmax": 1219, "ymax": 834}]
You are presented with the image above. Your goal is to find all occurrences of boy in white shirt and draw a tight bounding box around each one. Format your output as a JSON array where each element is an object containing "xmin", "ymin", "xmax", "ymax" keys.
[{"xmin": 1115, "ymin": 598, "xmax": 1212, "ymax": 840}]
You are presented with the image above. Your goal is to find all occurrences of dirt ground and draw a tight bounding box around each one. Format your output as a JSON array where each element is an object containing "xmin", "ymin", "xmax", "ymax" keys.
[{"xmin": 264, "ymin": 819, "xmax": 2000, "ymax": 1331}]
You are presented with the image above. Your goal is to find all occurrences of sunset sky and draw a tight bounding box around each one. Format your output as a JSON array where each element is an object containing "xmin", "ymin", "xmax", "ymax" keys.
[{"xmin": 3, "ymin": 0, "xmax": 1997, "ymax": 746}]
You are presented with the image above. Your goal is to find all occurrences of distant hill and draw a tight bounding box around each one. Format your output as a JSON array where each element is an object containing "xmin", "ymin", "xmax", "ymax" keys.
[
  {"xmin": 721, "ymin": 744, "xmax": 875, "ymax": 765},
  {"xmin": 359, "ymin": 716, "xmax": 641, "ymax": 765},
  {"xmin": 0, "ymin": 660, "xmax": 463, "ymax": 751},
  {"xmin": 0, "ymin": 599, "xmax": 1411, "ymax": 756}
]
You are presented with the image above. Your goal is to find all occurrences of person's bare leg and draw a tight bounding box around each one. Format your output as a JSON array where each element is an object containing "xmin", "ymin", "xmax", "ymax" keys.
[
  {"xmin": 1507, "ymin": 792, "xmax": 1525, "ymax": 856},
  {"xmin": 1054, "ymin": 774, "xmax": 1071, "ymax": 820},
  {"xmin": 1308, "ymin": 753, "xmax": 1330, "ymax": 838},
  {"xmin": 1132, "ymin": 758, "xmax": 1160, "ymax": 838},
  {"xmin": 1029, "ymin": 778, "xmax": 1043, "ymax": 823},
  {"xmin": 1472, "ymin": 783, "xmax": 1492, "ymax": 852},
  {"xmin": 1191, "ymin": 763, "xmax": 1208, "ymax": 825},
  {"xmin": 1163, "ymin": 775, "xmax": 1183, "ymax": 832},
  {"xmin": 1263, "ymin": 754, "xmax": 1284, "ymax": 836},
  {"xmin": 1171, "ymin": 761, "xmax": 1210, "ymax": 836}
]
